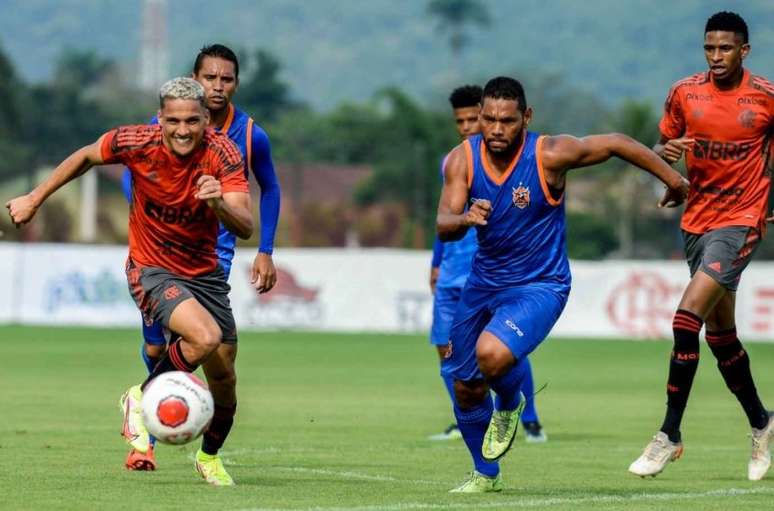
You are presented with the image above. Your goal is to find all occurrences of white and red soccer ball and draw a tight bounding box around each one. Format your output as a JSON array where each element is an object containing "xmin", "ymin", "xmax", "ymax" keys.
[{"xmin": 141, "ymin": 371, "xmax": 214, "ymax": 445}]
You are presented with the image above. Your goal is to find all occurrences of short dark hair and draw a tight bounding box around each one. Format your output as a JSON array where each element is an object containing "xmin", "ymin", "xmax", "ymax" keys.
[
  {"xmin": 482, "ymin": 76, "xmax": 527, "ymax": 113},
  {"xmin": 449, "ymin": 85, "xmax": 482, "ymax": 109},
  {"xmin": 193, "ymin": 44, "xmax": 240, "ymax": 79},
  {"xmin": 705, "ymin": 11, "xmax": 748, "ymax": 44}
]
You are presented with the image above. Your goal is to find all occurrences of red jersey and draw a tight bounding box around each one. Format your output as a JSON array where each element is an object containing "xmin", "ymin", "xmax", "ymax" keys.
[
  {"xmin": 659, "ymin": 69, "xmax": 774, "ymax": 234},
  {"xmin": 101, "ymin": 125, "xmax": 249, "ymax": 277}
]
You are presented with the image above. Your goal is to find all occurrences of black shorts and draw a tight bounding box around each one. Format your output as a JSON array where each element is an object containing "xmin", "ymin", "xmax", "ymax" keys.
[
  {"xmin": 683, "ymin": 226, "xmax": 761, "ymax": 292},
  {"xmin": 125, "ymin": 258, "xmax": 237, "ymax": 343}
]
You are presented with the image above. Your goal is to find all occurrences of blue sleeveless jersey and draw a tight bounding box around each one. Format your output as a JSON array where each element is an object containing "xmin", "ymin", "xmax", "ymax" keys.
[{"xmin": 465, "ymin": 132, "xmax": 571, "ymax": 291}]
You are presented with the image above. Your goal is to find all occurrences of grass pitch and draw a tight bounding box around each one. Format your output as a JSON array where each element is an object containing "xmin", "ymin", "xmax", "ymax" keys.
[{"xmin": 3, "ymin": 325, "xmax": 774, "ymax": 510}]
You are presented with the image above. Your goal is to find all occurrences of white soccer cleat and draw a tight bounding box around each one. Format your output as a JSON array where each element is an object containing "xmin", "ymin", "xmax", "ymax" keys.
[
  {"xmin": 119, "ymin": 384, "xmax": 150, "ymax": 454},
  {"xmin": 628, "ymin": 431, "xmax": 683, "ymax": 477},
  {"xmin": 748, "ymin": 413, "xmax": 774, "ymax": 481}
]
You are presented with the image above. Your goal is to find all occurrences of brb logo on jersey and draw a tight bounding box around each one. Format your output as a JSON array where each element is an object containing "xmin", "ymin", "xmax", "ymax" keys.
[
  {"xmin": 512, "ymin": 184, "xmax": 530, "ymax": 209},
  {"xmin": 692, "ymin": 139, "xmax": 752, "ymax": 161}
]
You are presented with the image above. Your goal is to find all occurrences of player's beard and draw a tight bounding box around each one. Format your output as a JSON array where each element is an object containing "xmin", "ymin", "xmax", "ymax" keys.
[{"xmin": 486, "ymin": 128, "xmax": 523, "ymax": 156}]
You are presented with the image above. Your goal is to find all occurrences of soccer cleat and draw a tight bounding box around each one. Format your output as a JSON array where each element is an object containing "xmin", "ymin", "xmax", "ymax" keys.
[
  {"xmin": 449, "ymin": 471, "xmax": 503, "ymax": 493},
  {"xmin": 748, "ymin": 413, "xmax": 774, "ymax": 481},
  {"xmin": 195, "ymin": 449, "xmax": 235, "ymax": 486},
  {"xmin": 119, "ymin": 384, "xmax": 150, "ymax": 454},
  {"xmin": 523, "ymin": 421, "xmax": 548, "ymax": 443},
  {"xmin": 482, "ymin": 402, "xmax": 524, "ymax": 462},
  {"xmin": 628, "ymin": 431, "xmax": 684, "ymax": 477},
  {"xmin": 125, "ymin": 445, "xmax": 157, "ymax": 471},
  {"xmin": 428, "ymin": 423, "xmax": 463, "ymax": 441}
]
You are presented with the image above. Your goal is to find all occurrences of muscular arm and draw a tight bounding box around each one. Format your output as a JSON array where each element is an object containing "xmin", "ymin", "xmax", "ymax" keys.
[
  {"xmin": 214, "ymin": 192, "xmax": 253, "ymax": 240},
  {"xmin": 541, "ymin": 133, "xmax": 687, "ymax": 191},
  {"xmin": 6, "ymin": 136, "xmax": 106, "ymax": 226},
  {"xmin": 436, "ymin": 145, "xmax": 472, "ymax": 241}
]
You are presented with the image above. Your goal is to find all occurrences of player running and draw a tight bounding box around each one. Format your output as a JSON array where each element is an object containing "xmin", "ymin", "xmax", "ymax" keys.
[
  {"xmin": 121, "ymin": 44, "xmax": 280, "ymax": 479},
  {"xmin": 628, "ymin": 11, "xmax": 774, "ymax": 481},
  {"xmin": 437, "ymin": 76, "xmax": 688, "ymax": 493},
  {"xmin": 429, "ymin": 84, "xmax": 546, "ymax": 443},
  {"xmin": 7, "ymin": 77, "xmax": 253, "ymax": 486}
]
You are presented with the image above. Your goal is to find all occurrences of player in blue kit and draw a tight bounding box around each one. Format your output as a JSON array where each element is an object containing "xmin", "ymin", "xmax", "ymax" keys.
[
  {"xmin": 429, "ymin": 85, "xmax": 546, "ymax": 443},
  {"xmin": 437, "ymin": 76, "xmax": 689, "ymax": 493},
  {"xmin": 122, "ymin": 45, "xmax": 281, "ymax": 483}
]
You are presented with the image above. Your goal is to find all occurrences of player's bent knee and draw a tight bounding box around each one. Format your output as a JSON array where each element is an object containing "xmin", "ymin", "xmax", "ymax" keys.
[
  {"xmin": 186, "ymin": 322, "xmax": 222, "ymax": 355},
  {"xmin": 476, "ymin": 342, "xmax": 513, "ymax": 379},
  {"xmin": 144, "ymin": 343, "xmax": 166, "ymax": 359},
  {"xmin": 453, "ymin": 379, "xmax": 488, "ymax": 409}
]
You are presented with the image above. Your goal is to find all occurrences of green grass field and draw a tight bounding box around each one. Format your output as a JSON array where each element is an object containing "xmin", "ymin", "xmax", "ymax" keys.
[{"xmin": 3, "ymin": 326, "xmax": 774, "ymax": 510}]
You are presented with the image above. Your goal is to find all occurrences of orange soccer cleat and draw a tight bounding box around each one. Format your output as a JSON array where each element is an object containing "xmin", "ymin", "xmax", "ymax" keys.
[{"xmin": 125, "ymin": 445, "xmax": 157, "ymax": 471}]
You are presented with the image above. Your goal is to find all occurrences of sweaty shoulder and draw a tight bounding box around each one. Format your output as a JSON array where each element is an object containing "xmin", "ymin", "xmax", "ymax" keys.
[
  {"xmin": 444, "ymin": 142, "xmax": 471, "ymax": 185},
  {"xmin": 205, "ymin": 129, "xmax": 244, "ymax": 176}
]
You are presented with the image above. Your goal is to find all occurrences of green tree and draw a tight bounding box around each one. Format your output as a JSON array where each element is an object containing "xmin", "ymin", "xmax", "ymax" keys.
[
  {"xmin": 24, "ymin": 49, "xmax": 150, "ymax": 167},
  {"xmin": 238, "ymin": 49, "xmax": 300, "ymax": 122},
  {"xmin": 0, "ymin": 40, "xmax": 32, "ymax": 183},
  {"xmin": 426, "ymin": 0, "xmax": 490, "ymax": 68}
]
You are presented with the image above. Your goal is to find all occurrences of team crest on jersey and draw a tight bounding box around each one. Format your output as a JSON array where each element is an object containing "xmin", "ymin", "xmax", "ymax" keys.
[
  {"xmin": 512, "ymin": 184, "xmax": 530, "ymax": 209},
  {"xmin": 738, "ymin": 109, "xmax": 756, "ymax": 128}
]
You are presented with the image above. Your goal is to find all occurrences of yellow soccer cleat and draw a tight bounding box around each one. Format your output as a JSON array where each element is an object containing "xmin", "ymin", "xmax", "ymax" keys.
[
  {"xmin": 119, "ymin": 385, "xmax": 150, "ymax": 454},
  {"xmin": 449, "ymin": 471, "xmax": 503, "ymax": 493},
  {"xmin": 195, "ymin": 449, "xmax": 235, "ymax": 486},
  {"xmin": 482, "ymin": 402, "xmax": 524, "ymax": 462}
]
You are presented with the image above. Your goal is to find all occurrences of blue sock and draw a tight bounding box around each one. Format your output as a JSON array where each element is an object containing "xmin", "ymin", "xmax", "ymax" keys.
[
  {"xmin": 519, "ymin": 357, "xmax": 539, "ymax": 423},
  {"xmin": 453, "ymin": 394, "xmax": 500, "ymax": 477},
  {"xmin": 140, "ymin": 344, "xmax": 159, "ymax": 373},
  {"xmin": 489, "ymin": 357, "xmax": 528, "ymax": 411}
]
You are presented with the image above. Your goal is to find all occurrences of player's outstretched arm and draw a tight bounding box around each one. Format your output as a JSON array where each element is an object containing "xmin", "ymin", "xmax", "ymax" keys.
[
  {"xmin": 5, "ymin": 136, "xmax": 106, "ymax": 227},
  {"xmin": 195, "ymin": 175, "xmax": 253, "ymax": 239},
  {"xmin": 436, "ymin": 144, "xmax": 490, "ymax": 241},
  {"xmin": 541, "ymin": 133, "xmax": 689, "ymax": 207}
]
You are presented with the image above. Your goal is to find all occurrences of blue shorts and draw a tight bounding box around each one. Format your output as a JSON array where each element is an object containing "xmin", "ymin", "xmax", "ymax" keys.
[
  {"xmin": 442, "ymin": 282, "xmax": 568, "ymax": 382},
  {"xmin": 138, "ymin": 260, "xmax": 231, "ymax": 346},
  {"xmin": 429, "ymin": 285, "xmax": 463, "ymax": 346}
]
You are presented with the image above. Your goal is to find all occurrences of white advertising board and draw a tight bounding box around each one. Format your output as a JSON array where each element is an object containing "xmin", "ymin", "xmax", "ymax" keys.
[{"xmin": 2, "ymin": 242, "xmax": 774, "ymax": 341}]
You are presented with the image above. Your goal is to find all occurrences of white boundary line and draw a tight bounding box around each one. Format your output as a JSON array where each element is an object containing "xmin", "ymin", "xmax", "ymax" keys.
[
  {"xmin": 273, "ymin": 466, "xmax": 445, "ymax": 486},
  {"xmin": 236, "ymin": 486, "xmax": 774, "ymax": 511}
]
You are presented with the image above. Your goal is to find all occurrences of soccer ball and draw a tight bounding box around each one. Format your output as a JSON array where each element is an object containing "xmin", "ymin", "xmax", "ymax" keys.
[{"xmin": 141, "ymin": 371, "xmax": 214, "ymax": 445}]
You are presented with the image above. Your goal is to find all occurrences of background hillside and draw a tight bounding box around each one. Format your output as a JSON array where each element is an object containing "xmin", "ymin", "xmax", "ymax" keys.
[{"xmin": 2, "ymin": 0, "xmax": 773, "ymax": 110}]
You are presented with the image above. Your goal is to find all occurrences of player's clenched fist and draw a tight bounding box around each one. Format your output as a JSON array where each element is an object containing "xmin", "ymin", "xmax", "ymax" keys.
[
  {"xmin": 194, "ymin": 174, "xmax": 222, "ymax": 207},
  {"xmin": 463, "ymin": 199, "xmax": 491, "ymax": 227},
  {"xmin": 661, "ymin": 137, "xmax": 695, "ymax": 164},
  {"xmin": 5, "ymin": 194, "xmax": 39, "ymax": 227},
  {"xmin": 659, "ymin": 176, "xmax": 691, "ymax": 208}
]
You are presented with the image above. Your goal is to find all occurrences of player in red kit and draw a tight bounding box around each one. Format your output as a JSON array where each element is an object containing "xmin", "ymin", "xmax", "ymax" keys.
[
  {"xmin": 6, "ymin": 77, "xmax": 252, "ymax": 485},
  {"xmin": 629, "ymin": 11, "xmax": 774, "ymax": 481}
]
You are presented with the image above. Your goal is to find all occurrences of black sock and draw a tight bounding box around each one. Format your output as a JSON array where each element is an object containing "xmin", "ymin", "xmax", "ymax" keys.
[
  {"xmin": 660, "ymin": 309, "xmax": 702, "ymax": 443},
  {"xmin": 201, "ymin": 403, "xmax": 237, "ymax": 455},
  {"xmin": 707, "ymin": 328, "xmax": 769, "ymax": 430},
  {"xmin": 141, "ymin": 339, "xmax": 198, "ymax": 391}
]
